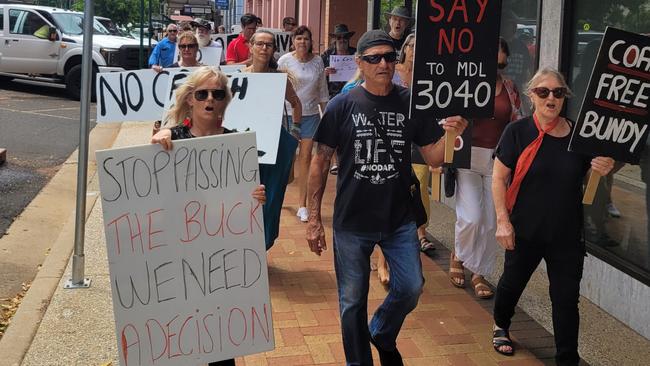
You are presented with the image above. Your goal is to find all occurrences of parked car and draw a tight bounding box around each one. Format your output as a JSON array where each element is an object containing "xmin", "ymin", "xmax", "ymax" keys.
[{"xmin": 0, "ymin": 4, "xmax": 153, "ymax": 100}]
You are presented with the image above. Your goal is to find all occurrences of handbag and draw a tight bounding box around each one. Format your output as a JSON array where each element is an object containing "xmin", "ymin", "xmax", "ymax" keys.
[
  {"xmin": 443, "ymin": 166, "xmax": 457, "ymax": 198},
  {"xmin": 373, "ymin": 121, "xmax": 428, "ymax": 228}
]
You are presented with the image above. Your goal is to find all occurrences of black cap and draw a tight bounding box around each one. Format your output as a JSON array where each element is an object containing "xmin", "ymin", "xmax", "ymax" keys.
[
  {"xmin": 191, "ymin": 19, "xmax": 211, "ymax": 31},
  {"xmin": 356, "ymin": 30, "xmax": 394, "ymax": 55}
]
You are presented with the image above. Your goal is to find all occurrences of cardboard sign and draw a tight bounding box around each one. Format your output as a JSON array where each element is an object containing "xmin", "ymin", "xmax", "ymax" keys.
[
  {"xmin": 173, "ymin": 45, "xmax": 223, "ymax": 66},
  {"xmin": 96, "ymin": 69, "xmax": 175, "ymax": 122},
  {"xmin": 273, "ymin": 31, "xmax": 293, "ymax": 56},
  {"xmin": 569, "ymin": 27, "xmax": 650, "ymax": 164},
  {"xmin": 410, "ymin": 0, "xmax": 502, "ymax": 119},
  {"xmin": 96, "ymin": 132, "xmax": 274, "ymax": 366},
  {"xmin": 162, "ymin": 71, "xmax": 288, "ymax": 165},
  {"xmin": 329, "ymin": 55, "xmax": 357, "ymax": 82}
]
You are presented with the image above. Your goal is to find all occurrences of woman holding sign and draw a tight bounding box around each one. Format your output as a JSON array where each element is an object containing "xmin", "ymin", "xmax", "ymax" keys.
[
  {"xmin": 150, "ymin": 66, "xmax": 266, "ymax": 366},
  {"xmin": 243, "ymin": 29, "xmax": 303, "ymax": 249},
  {"xmin": 450, "ymin": 38, "xmax": 523, "ymax": 299},
  {"xmin": 278, "ymin": 25, "xmax": 329, "ymax": 223},
  {"xmin": 491, "ymin": 68, "xmax": 614, "ymax": 363},
  {"xmin": 170, "ymin": 31, "xmax": 203, "ymax": 68}
]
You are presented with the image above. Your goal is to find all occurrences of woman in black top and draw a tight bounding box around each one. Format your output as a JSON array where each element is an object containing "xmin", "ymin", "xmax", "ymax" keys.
[
  {"xmin": 151, "ymin": 66, "xmax": 265, "ymax": 366},
  {"xmin": 491, "ymin": 68, "xmax": 613, "ymax": 364}
]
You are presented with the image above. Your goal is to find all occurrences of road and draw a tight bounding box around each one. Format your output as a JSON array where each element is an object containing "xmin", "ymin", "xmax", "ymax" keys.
[{"xmin": 0, "ymin": 79, "xmax": 96, "ymax": 237}]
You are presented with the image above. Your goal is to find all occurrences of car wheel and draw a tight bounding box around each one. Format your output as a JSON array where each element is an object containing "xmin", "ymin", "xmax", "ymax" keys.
[{"xmin": 65, "ymin": 64, "xmax": 97, "ymax": 102}]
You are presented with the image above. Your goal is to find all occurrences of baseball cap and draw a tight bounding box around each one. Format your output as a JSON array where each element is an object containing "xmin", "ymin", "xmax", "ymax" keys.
[{"xmin": 356, "ymin": 30, "xmax": 395, "ymax": 55}]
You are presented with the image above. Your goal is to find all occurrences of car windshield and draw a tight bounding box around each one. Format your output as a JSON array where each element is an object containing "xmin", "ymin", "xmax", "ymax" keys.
[{"xmin": 51, "ymin": 13, "xmax": 110, "ymax": 35}]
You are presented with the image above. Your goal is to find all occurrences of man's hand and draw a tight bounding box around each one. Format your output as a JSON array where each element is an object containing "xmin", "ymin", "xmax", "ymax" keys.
[
  {"xmin": 495, "ymin": 219, "xmax": 515, "ymax": 250},
  {"xmin": 591, "ymin": 156, "xmax": 615, "ymax": 176},
  {"xmin": 306, "ymin": 219, "xmax": 327, "ymax": 256},
  {"xmin": 324, "ymin": 67, "xmax": 337, "ymax": 76},
  {"xmin": 439, "ymin": 116, "xmax": 468, "ymax": 136}
]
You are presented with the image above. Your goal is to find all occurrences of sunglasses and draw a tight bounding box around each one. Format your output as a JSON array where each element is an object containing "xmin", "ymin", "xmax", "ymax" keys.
[
  {"xmin": 179, "ymin": 43, "xmax": 198, "ymax": 50},
  {"xmin": 531, "ymin": 87, "xmax": 567, "ymax": 99},
  {"xmin": 194, "ymin": 89, "xmax": 226, "ymax": 101},
  {"xmin": 168, "ymin": 29, "xmax": 178, "ymax": 33},
  {"xmin": 360, "ymin": 51, "xmax": 398, "ymax": 64}
]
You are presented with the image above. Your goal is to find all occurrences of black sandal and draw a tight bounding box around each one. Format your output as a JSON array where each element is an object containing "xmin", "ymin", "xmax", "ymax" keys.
[
  {"xmin": 419, "ymin": 237, "xmax": 436, "ymax": 252},
  {"xmin": 492, "ymin": 328, "xmax": 515, "ymax": 356}
]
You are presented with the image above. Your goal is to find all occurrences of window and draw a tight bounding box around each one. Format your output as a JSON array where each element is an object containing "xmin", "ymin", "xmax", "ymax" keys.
[
  {"xmin": 9, "ymin": 9, "xmax": 48, "ymax": 38},
  {"xmin": 565, "ymin": 0, "xmax": 650, "ymax": 284},
  {"xmin": 499, "ymin": 0, "xmax": 541, "ymax": 115},
  {"xmin": 0, "ymin": 8, "xmax": 4, "ymax": 31}
]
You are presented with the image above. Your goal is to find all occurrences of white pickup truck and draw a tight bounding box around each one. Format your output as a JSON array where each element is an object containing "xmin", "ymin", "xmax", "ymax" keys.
[{"xmin": 0, "ymin": 4, "xmax": 151, "ymax": 100}]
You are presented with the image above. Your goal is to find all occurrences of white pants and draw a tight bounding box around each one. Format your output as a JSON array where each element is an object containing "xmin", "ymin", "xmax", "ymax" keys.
[{"xmin": 454, "ymin": 146, "xmax": 497, "ymax": 276}]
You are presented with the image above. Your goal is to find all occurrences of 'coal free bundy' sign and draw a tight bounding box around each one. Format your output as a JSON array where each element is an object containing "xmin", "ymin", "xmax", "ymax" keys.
[
  {"xmin": 569, "ymin": 27, "xmax": 650, "ymax": 163},
  {"xmin": 411, "ymin": 0, "xmax": 502, "ymax": 119},
  {"xmin": 96, "ymin": 132, "xmax": 274, "ymax": 366}
]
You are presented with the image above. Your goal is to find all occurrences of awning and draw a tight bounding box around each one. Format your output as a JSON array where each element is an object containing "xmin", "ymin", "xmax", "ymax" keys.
[{"xmin": 170, "ymin": 15, "xmax": 194, "ymax": 22}]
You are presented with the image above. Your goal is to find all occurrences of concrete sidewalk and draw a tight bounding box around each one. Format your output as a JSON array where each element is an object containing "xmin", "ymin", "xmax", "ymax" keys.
[{"xmin": 2, "ymin": 121, "xmax": 648, "ymax": 365}]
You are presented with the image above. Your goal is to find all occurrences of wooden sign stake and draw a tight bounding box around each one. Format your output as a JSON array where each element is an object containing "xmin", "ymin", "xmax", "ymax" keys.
[
  {"xmin": 583, "ymin": 170, "xmax": 602, "ymax": 205},
  {"xmin": 444, "ymin": 132, "xmax": 457, "ymax": 164}
]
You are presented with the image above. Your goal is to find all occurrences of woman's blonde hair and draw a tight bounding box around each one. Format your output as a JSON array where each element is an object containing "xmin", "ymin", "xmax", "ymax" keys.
[
  {"xmin": 525, "ymin": 67, "xmax": 574, "ymax": 98},
  {"xmin": 165, "ymin": 66, "xmax": 232, "ymax": 126},
  {"xmin": 177, "ymin": 31, "xmax": 198, "ymax": 46}
]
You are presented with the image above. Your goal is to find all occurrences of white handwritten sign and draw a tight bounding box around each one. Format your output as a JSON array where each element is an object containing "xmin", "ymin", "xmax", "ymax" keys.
[
  {"xmin": 96, "ymin": 69, "xmax": 174, "ymax": 122},
  {"xmin": 96, "ymin": 132, "xmax": 274, "ymax": 366},
  {"xmin": 173, "ymin": 45, "xmax": 223, "ymax": 66},
  {"xmin": 329, "ymin": 55, "xmax": 357, "ymax": 82},
  {"xmin": 161, "ymin": 71, "xmax": 287, "ymax": 165}
]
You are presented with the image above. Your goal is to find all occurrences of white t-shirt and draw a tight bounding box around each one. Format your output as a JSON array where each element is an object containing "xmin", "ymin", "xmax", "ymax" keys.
[{"xmin": 278, "ymin": 53, "xmax": 329, "ymax": 116}]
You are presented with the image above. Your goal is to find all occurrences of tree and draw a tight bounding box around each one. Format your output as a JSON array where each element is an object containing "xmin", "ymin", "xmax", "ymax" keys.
[{"xmin": 70, "ymin": 0, "xmax": 160, "ymax": 27}]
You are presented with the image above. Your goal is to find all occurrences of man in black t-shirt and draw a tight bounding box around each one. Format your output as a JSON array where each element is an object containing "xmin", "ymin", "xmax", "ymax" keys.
[{"xmin": 306, "ymin": 30, "xmax": 468, "ymax": 366}]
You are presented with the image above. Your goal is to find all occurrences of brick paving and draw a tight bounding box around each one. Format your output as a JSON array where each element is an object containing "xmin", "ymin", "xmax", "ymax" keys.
[{"xmin": 234, "ymin": 175, "xmax": 565, "ymax": 366}]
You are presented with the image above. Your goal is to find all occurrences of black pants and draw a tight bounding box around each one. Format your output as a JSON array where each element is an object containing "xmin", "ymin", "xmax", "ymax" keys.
[
  {"xmin": 493, "ymin": 237, "xmax": 585, "ymax": 366},
  {"xmin": 209, "ymin": 359, "xmax": 235, "ymax": 366}
]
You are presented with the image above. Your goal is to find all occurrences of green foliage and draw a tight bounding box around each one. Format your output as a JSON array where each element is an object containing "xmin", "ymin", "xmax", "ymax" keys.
[{"xmin": 69, "ymin": 0, "xmax": 160, "ymax": 27}]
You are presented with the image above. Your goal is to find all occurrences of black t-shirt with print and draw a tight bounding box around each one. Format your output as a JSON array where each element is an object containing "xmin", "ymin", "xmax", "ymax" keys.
[
  {"xmin": 170, "ymin": 125, "xmax": 233, "ymax": 140},
  {"xmin": 495, "ymin": 116, "xmax": 591, "ymax": 243},
  {"xmin": 314, "ymin": 85, "xmax": 442, "ymax": 233}
]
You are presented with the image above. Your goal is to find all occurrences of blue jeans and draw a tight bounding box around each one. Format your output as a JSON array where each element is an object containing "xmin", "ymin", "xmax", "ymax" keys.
[{"xmin": 333, "ymin": 221, "xmax": 423, "ymax": 366}]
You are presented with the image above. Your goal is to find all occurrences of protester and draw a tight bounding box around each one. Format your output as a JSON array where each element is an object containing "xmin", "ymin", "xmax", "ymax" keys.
[
  {"xmin": 148, "ymin": 23, "xmax": 178, "ymax": 70},
  {"xmin": 491, "ymin": 68, "xmax": 614, "ymax": 363},
  {"xmin": 243, "ymin": 29, "xmax": 303, "ymax": 249},
  {"xmin": 193, "ymin": 19, "xmax": 226, "ymax": 65},
  {"xmin": 450, "ymin": 38, "xmax": 523, "ymax": 299},
  {"xmin": 340, "ymin": 69, "xmax": 364, "ymax": 94},
  {"xmin": 282, "ymin": 16, "xmax": 297, "ymax": 32},
  {"xmin": 278, "ymin": 26, "xmax": 329, "ymax": 223},
  {"xmin": 306, "ymin": 30, "xmax": 468, "ymax": 366},
  {"xmin": 500, "ymin": 10, "xmax": 532, "ymax": 112},
  {"xmin": 227, "ymin": 13, "xmax": 262, "ymax": 64},
  {"xmin": 170, "ymin": 32, "xmax": 202, "ymax": 68},
  {"xmin": 217, "ymin": 25, "xmax": 226, "ymax": 34},
  {"xmin": 384, "ymin": 6, "xmax": 412, "ymax": 50},
  {"xmin": 150, "ymin": 66, "xmax": 267, "ymax": 366},
  {"xmin": 322, "ymin": 24, "xmax": 357, "ymax": 98}
]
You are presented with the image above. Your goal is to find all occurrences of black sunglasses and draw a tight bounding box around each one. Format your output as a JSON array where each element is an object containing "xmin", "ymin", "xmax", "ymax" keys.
[
  {"xmin": 360, "ymin": 51, "xmax": 398, "ymax": 64},
  {"xmin": 194, "ymin": 89, "xmax": 226, "ymax": 101},
  {"xmin": 168, "ymin": 29, "xmax": 178, "ymax": 33},
  {"xmin": 179, "ymin": 43, "xmax": 198, "ymax": 50},
  {"xmin": 531, "ymin": 87, "xmax": 567, "ymax": 99}
]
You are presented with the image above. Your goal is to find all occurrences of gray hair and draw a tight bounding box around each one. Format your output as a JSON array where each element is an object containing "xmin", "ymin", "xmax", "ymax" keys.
[
  {"xmin": 398, "ymin": 33, "xmax": 415, "ymax": 64},
  {"xmin": 525, "ymin": 67, "xmax": 574, "ymax": 98}
]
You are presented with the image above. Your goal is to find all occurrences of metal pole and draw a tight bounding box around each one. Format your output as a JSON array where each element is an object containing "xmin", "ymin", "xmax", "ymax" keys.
[
  {"xmin": 65, "ymin": 0, "xmax": 93, "ymax": 289},
  {"xmin": 148, "ymin": 0, "xmax": 152, "ymax": 48},
  {"xmin": 139, "ymin": 0, "xmax": 145, "ymax": 68}
]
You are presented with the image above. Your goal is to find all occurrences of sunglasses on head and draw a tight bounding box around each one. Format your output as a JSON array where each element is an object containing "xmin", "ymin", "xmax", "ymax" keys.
[
  {"xmin": 531, "ymin": 87, "xmax": 567, "ymax": 99},
  {"xmin": 194, "ymin": 89, "xmax": 226, "ymax": 101},
  {"xmin": 179, "ymin": 43, "xmax": 198, "ymax": 50},
  {"xmin": 360, "ymin": 51, "xmax": 398, "ymax": 64}
]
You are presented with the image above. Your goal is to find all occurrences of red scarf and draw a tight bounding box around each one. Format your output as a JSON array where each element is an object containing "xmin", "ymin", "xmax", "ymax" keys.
[{"xmin": 505, "ymin": 114, "xmax": 560, "ymax": 213}]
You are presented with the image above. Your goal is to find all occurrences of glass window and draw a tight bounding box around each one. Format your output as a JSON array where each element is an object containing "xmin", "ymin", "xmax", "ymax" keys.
[
  {"xmin": 566, "ymin": 0, "xmax": 650, "ymax": 280},
  {"xmin": 9, "ymin": 9, "xmax": 47, "ymax": 38},
  {"xmin": 0, "ymin": 8, "xmax": 4, "ymax": 31},
  {"xmin": 499, "ymin": 0, "xmax": 541, "ymax": 114}
]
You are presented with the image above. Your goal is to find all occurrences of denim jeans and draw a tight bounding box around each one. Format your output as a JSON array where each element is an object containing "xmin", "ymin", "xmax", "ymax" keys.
[{"xmin": 333, "ymin": 221, "xmax": 423, "ymax": 366}]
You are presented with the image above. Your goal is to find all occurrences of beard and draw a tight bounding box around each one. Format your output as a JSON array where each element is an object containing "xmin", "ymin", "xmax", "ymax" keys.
[{"xmin": 197, "ymin": 33, "xmax": 210, "ymax": 47}]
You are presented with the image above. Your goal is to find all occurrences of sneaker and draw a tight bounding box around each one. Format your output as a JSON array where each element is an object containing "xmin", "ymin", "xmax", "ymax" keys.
[
  {"xmin": 369, "ymin": 336, "xmax": 403, "ymax": 366},
  {"xmin": 297, "ymin": 207, "xmax": 309, "ymax": 222},
  {"xmin": 607, "ymin": 203, "xmax": 621, "ymax": 218}
]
